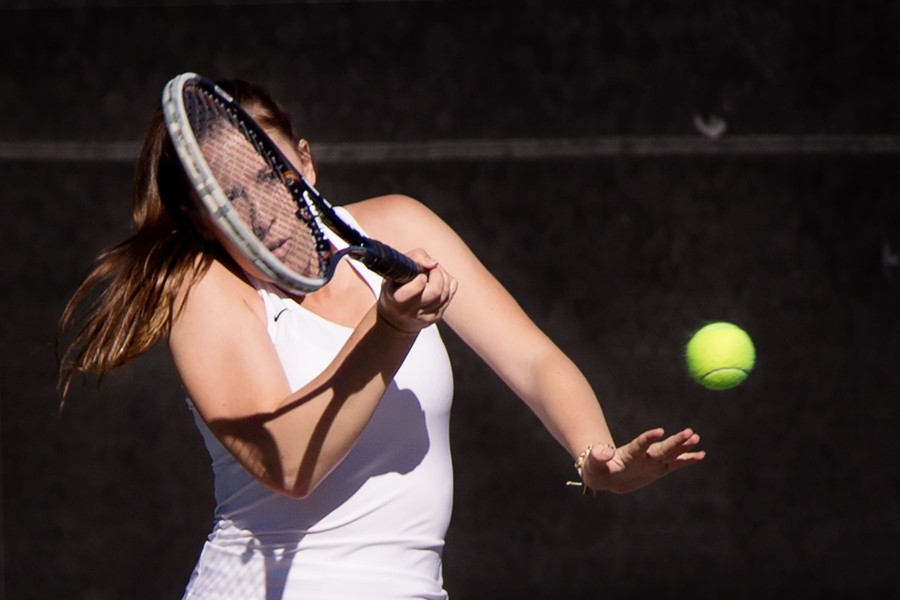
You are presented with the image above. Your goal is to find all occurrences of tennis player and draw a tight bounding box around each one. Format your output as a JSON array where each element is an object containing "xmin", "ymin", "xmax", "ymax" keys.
[{"xmin": 58, "ymin": 79, "xmax": 705, "ymax": 599}]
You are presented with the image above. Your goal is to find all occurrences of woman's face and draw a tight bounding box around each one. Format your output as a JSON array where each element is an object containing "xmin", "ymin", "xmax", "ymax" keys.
[{"xmin": 200, "ymin": 123, "xmax": 324, "ymax": 282}]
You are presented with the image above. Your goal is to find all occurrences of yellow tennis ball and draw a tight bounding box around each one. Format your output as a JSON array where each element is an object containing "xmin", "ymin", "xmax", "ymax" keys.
[{"xmin": 685, "ymin": 322, "xmax": 755, "ymax": 390}]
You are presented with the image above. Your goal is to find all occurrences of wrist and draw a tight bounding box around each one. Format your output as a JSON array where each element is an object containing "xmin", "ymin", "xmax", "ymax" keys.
[
  {"xmin": 569, "ymin": 442, "xmax": 616, "ymax": 496},
  {"xmin": 374, "ymin": 309, "xmax": 421, "ymax": 337}
]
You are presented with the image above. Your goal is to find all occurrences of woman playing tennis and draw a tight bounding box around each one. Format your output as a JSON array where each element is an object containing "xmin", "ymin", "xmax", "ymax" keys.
[{"xmin": 58, "ymin": 79, "xmax": 705, "ymax": 599}]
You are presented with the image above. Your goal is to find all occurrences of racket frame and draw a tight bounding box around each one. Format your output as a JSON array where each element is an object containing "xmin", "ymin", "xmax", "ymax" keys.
[{"xmin": 162, "ymin": 72, "xmax": 420, "ymax": 294}]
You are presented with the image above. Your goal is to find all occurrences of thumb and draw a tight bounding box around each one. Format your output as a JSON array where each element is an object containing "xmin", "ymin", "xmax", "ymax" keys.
[{"xmin": 585, "ymin": 443, "xmax": 616, "ymax": 474}]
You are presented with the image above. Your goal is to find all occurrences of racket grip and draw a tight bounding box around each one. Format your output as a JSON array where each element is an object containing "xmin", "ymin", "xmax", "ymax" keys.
[{"xmin": 359, "ymin": 240, "xmax": 423, "ymax": 283}]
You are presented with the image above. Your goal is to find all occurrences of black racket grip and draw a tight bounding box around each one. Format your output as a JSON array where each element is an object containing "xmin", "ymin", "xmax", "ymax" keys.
[{"xmin": 358, "ymin": 239, "xmax": 423, "ymax": 283}]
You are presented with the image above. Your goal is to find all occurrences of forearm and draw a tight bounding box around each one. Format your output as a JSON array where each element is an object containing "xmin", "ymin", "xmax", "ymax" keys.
[
  {"xmin": 172, "ymin": 250, "xmax": 454, "ymax": 499},
  {"xmin": 517, "ymin": 348, "xmax": 615, "ymax": 458},
  {"xmin": 208, "ymin": 306, "xmax": 418, "ymax": 498}
]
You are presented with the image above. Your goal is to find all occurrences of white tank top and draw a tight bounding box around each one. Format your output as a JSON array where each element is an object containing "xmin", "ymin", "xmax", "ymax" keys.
[{"xmin": 183, "ymin": 210, "xmax": 455, "ymax": 600}]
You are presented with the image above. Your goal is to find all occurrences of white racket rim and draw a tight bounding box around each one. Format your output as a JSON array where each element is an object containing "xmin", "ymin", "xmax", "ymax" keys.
[{"xmin": 161, "ymin": 72, "xmax": 328, "ymax": 294}]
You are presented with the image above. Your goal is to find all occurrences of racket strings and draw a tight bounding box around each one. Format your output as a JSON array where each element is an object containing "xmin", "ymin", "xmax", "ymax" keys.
[{"xmin": 183, "ymin": 84, "xmax": 329, "ymax": 280}]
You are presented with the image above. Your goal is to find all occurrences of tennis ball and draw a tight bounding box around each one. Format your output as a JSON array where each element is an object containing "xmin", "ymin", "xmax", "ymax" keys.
[{"xmin": 685, "ymin": 322, "xmax": 755, "ymax": 390}]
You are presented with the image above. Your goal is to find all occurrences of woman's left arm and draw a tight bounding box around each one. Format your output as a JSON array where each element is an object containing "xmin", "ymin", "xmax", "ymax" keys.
[{"xmin": 350, "ymin": 195, "xmax": 704, "ymax": 493}]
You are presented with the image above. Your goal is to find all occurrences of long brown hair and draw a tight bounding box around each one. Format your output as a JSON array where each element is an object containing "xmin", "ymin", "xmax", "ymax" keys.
[{"xmin": 57, "ymin": 79, "xmax": 298, "ymax": 401}]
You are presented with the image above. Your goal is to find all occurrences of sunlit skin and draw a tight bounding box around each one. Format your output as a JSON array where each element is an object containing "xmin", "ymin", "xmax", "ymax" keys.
[{"xmin": 170, "ymin": 132, "xmax": 705, "ymax": 499}]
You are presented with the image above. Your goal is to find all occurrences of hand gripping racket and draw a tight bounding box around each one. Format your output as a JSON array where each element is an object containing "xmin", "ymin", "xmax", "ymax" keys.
[{"xmin": 161, "ymin": 72, "xmax": 421, "ymax": 294}]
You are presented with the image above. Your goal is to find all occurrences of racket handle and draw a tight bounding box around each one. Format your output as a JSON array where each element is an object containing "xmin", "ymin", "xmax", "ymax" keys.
[{"xmin": 357, "ymin": 240, "xmax": 423, "ymax": 283}]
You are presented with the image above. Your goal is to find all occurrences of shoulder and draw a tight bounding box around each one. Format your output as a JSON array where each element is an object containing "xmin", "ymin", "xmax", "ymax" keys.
[
  {"xmin": 343, "ymin": 194, "xmax": 455, "ymax": 252},
  {"xmin": 167, "ymin": 254, "xmax": 292, "ymax": 423},
  {"xmin": 344, "ymin": 194, "xmax": 436, "ymax": 231},
  {"xmin": 171, "ymin": 256, "xmax": 267, "ymax": 342}
]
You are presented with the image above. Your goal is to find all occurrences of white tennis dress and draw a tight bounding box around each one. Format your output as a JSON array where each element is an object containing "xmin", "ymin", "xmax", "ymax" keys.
[{"xmin": 182, "ymin": 210, "xmax": 455, "ymax": 599}]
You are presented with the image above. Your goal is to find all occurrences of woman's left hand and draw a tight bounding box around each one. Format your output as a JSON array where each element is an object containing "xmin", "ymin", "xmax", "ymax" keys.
[{"xmin": 581, "ymin": 428, "xmax": 706, "ymax": 494}]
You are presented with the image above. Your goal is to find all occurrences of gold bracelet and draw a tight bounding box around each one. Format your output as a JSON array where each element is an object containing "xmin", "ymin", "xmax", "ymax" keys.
[{"xmin": 566, "ymin": 443, "xmax": 615, "ymax": 496}]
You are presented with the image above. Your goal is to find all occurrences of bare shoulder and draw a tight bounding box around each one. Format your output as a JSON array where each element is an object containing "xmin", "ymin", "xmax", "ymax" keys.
[
  {"xmin": 343, "ymin": 194, "xmax": 452, "ymax": 252},
  {"xmin": 168, "ymin": 255, "xmax": 286, "ymax": 420},
  {"xmin": 344, "ymin": 193, "xmax": 433, "ymax": 225},
  {"xmin": 171, "ymin": 257, "xmax": 266, "ymax": 342}
]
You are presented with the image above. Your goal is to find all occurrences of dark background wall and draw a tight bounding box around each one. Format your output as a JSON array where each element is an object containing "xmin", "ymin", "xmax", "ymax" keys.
[{"xmin": 2, "ymin": 1, "xmax": 899, "ymax": 598}]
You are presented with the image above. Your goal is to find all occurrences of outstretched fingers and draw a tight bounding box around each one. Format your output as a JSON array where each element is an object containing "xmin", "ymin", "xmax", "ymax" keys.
[
  {"xmin": 581, "ymin": 427, "xmax": 706, "ymax": 494},
  {"xmin": 642, "ymin": 427, "xmax": 706, "ymax": 469}
]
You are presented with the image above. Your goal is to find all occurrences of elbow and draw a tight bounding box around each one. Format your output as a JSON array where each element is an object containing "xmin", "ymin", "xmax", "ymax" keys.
[
  {"xmin": 266, "ymin": 470, "xmax": 322, "ymax": 500},
  {"xmin": 210, "ymin": 421, "xmax": 333, "ymax": 499},
  {"xmin": 211, "ymin": 422, "xmax": 321, "ymax": 499},
  {"xmin": 280, "ymin": 480, "xmax": 314, "ymax": 500},
  {"xmin": 260, "ymin": 477, "xmax": 312, "ymax": 500},
  {"xmin": 278, "ymin": 486, "xmax": 312, "ymax": 500}
]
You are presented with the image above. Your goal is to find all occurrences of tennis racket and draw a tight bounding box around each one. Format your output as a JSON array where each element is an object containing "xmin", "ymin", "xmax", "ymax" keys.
[{"xmin": 161, "ymin": 72, "xmax": 421, "ymax": 294}]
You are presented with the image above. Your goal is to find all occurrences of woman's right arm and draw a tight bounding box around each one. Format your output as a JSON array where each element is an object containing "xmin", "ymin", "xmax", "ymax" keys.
[{"xmin": 168, "ymin": 256, "xmax": 454, "ymax": 498}]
